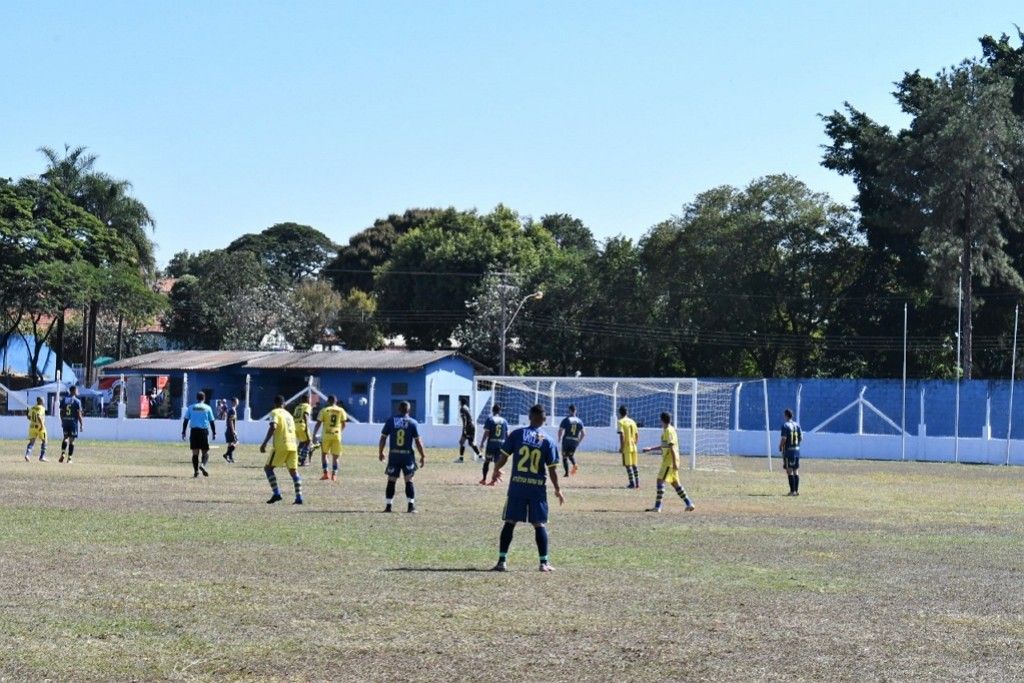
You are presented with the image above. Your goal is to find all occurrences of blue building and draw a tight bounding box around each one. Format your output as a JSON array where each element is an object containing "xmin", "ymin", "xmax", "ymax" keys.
[{"xmin": 103, "ymin": 349, "xmax": 485, "ymax": 422}]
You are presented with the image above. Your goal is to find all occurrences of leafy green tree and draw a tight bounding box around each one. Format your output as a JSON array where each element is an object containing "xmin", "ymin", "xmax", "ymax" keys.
[
  {"xmin": 824, "ymin": 60, "xmax": 1024, "ymax": 378},
  {"xmin": 328, "ymin": 209, "xmax": 440, "ymax": 293},
  {"xmin": 335, "ymin": 288, "xmax": 383, "ymax": 350},
  {"xmin": 164, "ymin": 250, "xmax": 284, "ymax": 349},
  {"xmin": 375, "ymin": 206, "xmax": 559, "ymax": 349},
  {"xmin": 227, "ymin": 222, "xmax": 337, "ymax": 287},
  {"xmin": 282, "ymin": 280, "xmax": 343, "ymax": 350}
]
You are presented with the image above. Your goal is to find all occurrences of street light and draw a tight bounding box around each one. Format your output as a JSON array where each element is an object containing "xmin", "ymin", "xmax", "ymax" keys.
[{"xmin": 500, "ymin": 290, "xmax": 543, "ymax": 375}]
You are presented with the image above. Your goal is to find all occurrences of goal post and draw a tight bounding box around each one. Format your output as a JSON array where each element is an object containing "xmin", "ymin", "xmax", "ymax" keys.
[{"xmin": 475, "ymin": 376, "xmax": 739, "ymax": 471}]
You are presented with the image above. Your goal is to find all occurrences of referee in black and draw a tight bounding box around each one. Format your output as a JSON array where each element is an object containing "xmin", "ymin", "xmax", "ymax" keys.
[{"xmin": 182, "ymin": 391, "xmax": 217, "ymax": 478}]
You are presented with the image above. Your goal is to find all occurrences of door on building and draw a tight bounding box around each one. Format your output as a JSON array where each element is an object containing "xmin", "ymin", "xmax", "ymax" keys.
[{"xmin": 437, "ymin": 395, "xmax": 450, "ymax": 424}]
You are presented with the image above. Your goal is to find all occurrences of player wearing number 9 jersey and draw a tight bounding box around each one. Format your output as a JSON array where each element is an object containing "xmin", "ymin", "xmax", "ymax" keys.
[
  {"xmin": 378, "ymin": 401, "xmax": 427, "ymax": 513},
  {"xmin": 488, "ymin": 404, "xmax": 564, "ymax": 572},
  {"xmin": 314, "ymin": 395, "xmax": 348, "ymax": 482}
]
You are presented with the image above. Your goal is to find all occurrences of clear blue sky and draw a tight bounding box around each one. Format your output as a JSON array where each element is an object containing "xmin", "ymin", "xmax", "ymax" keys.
[{"xmin": 1, "ymin": 1, "xmax": 1020, "ymax": 264}]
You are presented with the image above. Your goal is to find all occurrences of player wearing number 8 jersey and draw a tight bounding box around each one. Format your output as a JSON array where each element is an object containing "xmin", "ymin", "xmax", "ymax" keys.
[
  {"xmin": 378, "ymin": 401, "xmax": 426, "ymax": 513},
  {"xmin": 488, "ymin": 404, "xmax": 564, "ymax": 572},
  {"xmin": 314, "ymin": 395, "xmax": 348, "ymax": 481}
]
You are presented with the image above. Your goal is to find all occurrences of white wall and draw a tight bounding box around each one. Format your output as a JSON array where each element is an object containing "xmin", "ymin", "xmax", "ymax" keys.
[{"xmin": 3, "ymin": 417, "xmax": 1022, "ymax": 466}]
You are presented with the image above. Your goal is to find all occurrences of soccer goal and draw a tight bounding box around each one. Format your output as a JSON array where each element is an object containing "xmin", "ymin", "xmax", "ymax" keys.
[{"xmin": 474, "ymin": 376, "xmax": 738, "ymax": 471}]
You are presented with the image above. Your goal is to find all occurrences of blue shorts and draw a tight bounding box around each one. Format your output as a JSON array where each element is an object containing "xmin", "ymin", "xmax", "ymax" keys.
[
  {"xmin": 503, "ymin": 495, "xmax": 548, "ymax": 525},
  {"xmin": 783, "ymin": 450, "xmax": 800, "ymax": 470},
  {"xmin": 485, "ymin": 447, "xmax": 502, "ymax": 462},
  {"xmin": 61, "ymin": 421, "xmax": 79, "ymax": 438},
  {"xmin": 386, "ymin": 452, "xmax": 417, "ymax": 477},
  {"xmin": 561, "ymin": 442, "xmax": 578, "ymax": 457}
]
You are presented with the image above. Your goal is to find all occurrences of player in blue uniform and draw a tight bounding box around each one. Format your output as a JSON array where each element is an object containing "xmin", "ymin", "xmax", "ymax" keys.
[
  {"xmin": 478, "ymin": 403, "xmax": 508, "ymax": 485},
  {"xmin": 779, "ymin": 409, "xmax": 803, "ymax": 496},
  {"xmin": 488, "ymin": 404, "xmax": 565, "ymax": 572},
  {"xmin": 557, "ymin": 404, "xmax": 585, "ymax": 477},
  {"xmin": 378, "ymin": 401, "xmax": 427, "ymax": 513},
  {"xmin": 59, "ymin": 386, "xmax": 84, "ymax": 464},
  {"xmin": 181, "ymin": 391, "xmax": 217, "ymax": 478}
]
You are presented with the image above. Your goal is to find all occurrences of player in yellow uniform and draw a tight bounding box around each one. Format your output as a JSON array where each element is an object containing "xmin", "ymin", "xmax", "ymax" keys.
[
  {"xmin": 25, "ymin": 397, "xmax": 48, "ymax": 462},
  {"xmin": 314, "ymin": 395, "xmax": 348, "ymax": 482},
  {"xmin": 616, "ymin": 405, "xmax": 640, "ymax": 489},
  {"xmin": 260, "ymin": 395, "xmax": 303, "ymax": 505},
  {"xmin": 643, "ymin": 412, "xmax": 695, "ymax": 512},
  {"xmin": 293, "ymin": 397, "xmax": 313, "ymax": 466}
]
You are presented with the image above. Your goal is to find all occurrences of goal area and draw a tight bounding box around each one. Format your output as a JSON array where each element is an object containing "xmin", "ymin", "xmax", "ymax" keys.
[{"xmin": 475, "ymin": 376, "xmax": 738, "ymax": 471}]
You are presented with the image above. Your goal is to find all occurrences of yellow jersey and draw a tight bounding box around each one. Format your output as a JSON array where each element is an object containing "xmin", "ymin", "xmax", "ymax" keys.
[
  {"xmin": 617, "ymin": 417, "xmax": 638, "ymax": 453},
  {"xmin": 660, "ymin": 425, "xmax": 679, "ymax": 465},
  {"xmin": 317, "ymin": 405, "xmax": 348, "ymax": 437},
  {"xmin": 271, "ymin": 408, "xmax": 298, "ymax": 453},
  {"xmin": 28, "ymin": 405, "xmax": 46, "ymax": 432}
]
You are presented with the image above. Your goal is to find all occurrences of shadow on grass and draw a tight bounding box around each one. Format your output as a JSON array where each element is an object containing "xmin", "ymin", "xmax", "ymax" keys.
[
  {"xmin": 182, "ymin": 499, "xmax": 247, "ymax": 505},
  {"xmin": 123, "ymin": 475, "xmax": 179, "ymax": 479},
  {"xmin": 591, "ymin": 509, "xmax": 643, "ymax": 514},
  {"xmin": 301, "ymin": 509, "xmax": 374, "ymax": 515},
  {"xmin": 385, "ymin": 567, "xmax": 488, "ymax": 573}
]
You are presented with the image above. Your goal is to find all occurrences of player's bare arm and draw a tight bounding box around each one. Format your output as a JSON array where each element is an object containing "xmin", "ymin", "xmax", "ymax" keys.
[
  {"xmin": 259, "ymin": 422, "xmax": 276, "ymax": 453},
  {"xmin": 479, "ymin": 429, "xmax": 489, "ymax": 453},
  {"xmin": 377, "ymin": 435, "xmax": 387, "ymax": 461},
  {"xmin": 548, "ymin": 466, "xmax": 565, "ymax": 504},
  {"xmin": 778, "ymin": 435, "xmax": 787, "ymax": 453},
  {"xmin": 180, "ymin": 416, "xmax": 189, "ymax": 440},
  {"xmin": 415, "ymin": 437, "xmax": 426, "ymax": 467}
]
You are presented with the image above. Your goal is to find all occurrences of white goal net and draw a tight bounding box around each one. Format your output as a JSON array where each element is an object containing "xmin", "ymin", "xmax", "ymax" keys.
[{"xmin": 474, "ymin": 376, "xmax": 738, "ymax": 471}]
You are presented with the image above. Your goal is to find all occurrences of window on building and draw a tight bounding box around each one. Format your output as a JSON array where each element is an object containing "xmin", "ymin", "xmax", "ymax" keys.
[
  {"xmin": 392, "ymin": 382, "xmax": 409, "ymax": 396},
  {"xmin": 352, "ymin": 382, "xmax": 368, "ymax": 395}
]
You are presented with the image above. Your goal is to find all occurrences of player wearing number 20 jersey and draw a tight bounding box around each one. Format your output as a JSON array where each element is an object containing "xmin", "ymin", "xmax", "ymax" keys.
[{"xmin": 489, "ymin": 404, "xmax": 564, "ymax": 572}]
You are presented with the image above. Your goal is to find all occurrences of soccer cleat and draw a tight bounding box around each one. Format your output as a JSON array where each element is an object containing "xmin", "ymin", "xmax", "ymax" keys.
[
  {"xmin": 685, "ymin": 504, "xmax": 696, "ymax": 512},
  {"xmin": 293, "ymin": 497, "xmax": 304, "ymax": 505},
  {"xmin": 626, "ymin": 483, "xmax": 636, "ymax": 489},
  {"xmin": 571, "ymin": 465, "xmax": 578, "ymax": 475},
  {"xmin": 645, "ymin": 507, "xmax": 662, "ymax": 513},
  {"xmin": 407, "ymin": 503, "xmax": 416, "ymax": 514},
  {"xmin": 320, "ymin": 472, "xmax": 330, "ymax": 481},
  {"xmin": 24, "ymin": 454, "xmax": 29, "ymax": 462},
  {"xmin": 193, "ymin": 471, "xmax": 200, "ymax": 478},
  {"xmin": 66, "ymin": 458, "xmax": 72, "ymax": 464},
  {"xmin": 59, "ymin": 455, "xmax": 65, "ymax": 463},
  {"xmin": 383, "ymin": 504, "xmax": 393, "ymax": 513},
  {"xmin": 199, "ymin": 466, "xmax": 209, "ymax": 477},
  {"xmin": 330, "ymin": 473, "xmax": 337, "ymax": 482},
  {"xmin": 793, "ymin": 491, "xmax": 799, "ymax": 497},
  {"xmin": 479, "ymin": 478, "xmax": 487, "ymax": 485},
  {"xmin": 39, "ymin": 456, "xmax": 47, "ymax": 462},
  {"xmin": 452, "ymin": 456, "xmax": 464, "ymax": 463},
  {"xmin": 539, "ymin": 562, "xmax": 555, "ymax": 572},
  {"xmin": 491, "ymin": 561, "xmax": 508, "ymax": 572},
  {"xmin": 267, "ymin": 493, "xmax": 283, "ymax": 504}
]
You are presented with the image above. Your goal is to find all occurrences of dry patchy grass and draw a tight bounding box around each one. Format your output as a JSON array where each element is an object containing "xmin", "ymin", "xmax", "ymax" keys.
[{"xmin": 0, "ymin": 440, "xmax": 1022, "ymax": 682}]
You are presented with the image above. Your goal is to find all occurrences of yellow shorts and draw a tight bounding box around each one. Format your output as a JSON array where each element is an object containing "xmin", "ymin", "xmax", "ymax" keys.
[
  {"xmin": 322, "ymin": 434, "xmax": 342, "ymax": 456},
  {"xmin": 621, "ymin": 449, "xmax": 638, "ymax": 467},
  {"xmin": 265, "ymin": 449, "xmax": 299, "ymax": 469},
  {"xmin": 657, "ymin": 462, "xmax": 681, "ymax": 485},
  {"xmin": 29, "ymin": 428, "xmax": 47, "ymax": 442},
  {"xmin": 295, "ymin": 428, "xmax": 310, "ymax": 443}
]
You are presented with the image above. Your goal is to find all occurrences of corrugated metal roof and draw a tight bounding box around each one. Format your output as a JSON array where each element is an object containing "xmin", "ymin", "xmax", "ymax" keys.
[
  {"xmin": 244, "ymin": 350, "xmax": 486, "ymax": 371},
  {"xmin": 103, "ymin": 350, "xmax": 273, "ymax": 372}
]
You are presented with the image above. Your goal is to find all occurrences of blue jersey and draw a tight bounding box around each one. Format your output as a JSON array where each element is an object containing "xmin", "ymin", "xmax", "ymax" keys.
[
  {"xmin": 185, "ymin": 402, "xmax": 215, "ymax": 430},
  {"xmin": 559, "ymin": 416, "xmax": 584, "ymax": 449},
  {"xmin": 483, "ymin": 415, "xmax": 508, "ymax": 452},
  {"xmin": 781, "ymin": 420, "xmax": 802, "ymax": 452},
  {"xmin": 381, "ymin": 415, "xmax": 420, "ymax": 455},
  {"xmin": 60, "ymin": 396, "xmax": 82, "ymax": 423},
  {"xmin": 501, "ymin": 426, "xmax": 559, "ymax": 501}
]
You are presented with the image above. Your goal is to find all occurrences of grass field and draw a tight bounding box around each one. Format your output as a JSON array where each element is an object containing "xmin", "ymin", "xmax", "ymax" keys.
[{"xmin": 1, "ymin": 441, "xmax": 1022, "ymax": 682}]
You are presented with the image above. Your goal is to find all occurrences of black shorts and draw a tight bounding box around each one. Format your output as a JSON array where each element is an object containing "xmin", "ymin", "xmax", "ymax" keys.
[
  {"xmin": 190, "ymin": 428, "xmax": 210, "ymax": 452},
  {"xmin": 225, "ymin": 430, "xmax": 237, "ymax": 444},
  {"xmin": 461, "ymin": 427, "xmax": 476, "ymax": 440},
  {"xmin": 783, "ymin": 450, "xmax": 800, "ymax": 470},
  {"xmin": 386, "ymin": 452, "xmax": 417, "ymax": 478},
  {"xmin": 61, "ymin": 421, "xmax": 79, "ymax": 439},
  {"xmin": 562, "ymin": 443, "xmax": 578, "ymax": 457}
]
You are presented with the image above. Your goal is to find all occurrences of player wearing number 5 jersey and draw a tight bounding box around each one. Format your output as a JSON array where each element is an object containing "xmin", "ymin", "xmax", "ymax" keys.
[
  {"xmin": 489, "ymin": 404, "xmax": 564, "ymax": 572},
  {"xmin": 314, "ymin": 395, "xmax": 348, "ymax": 481},
  {"xmin": 59, "ymin": 386, "xmax": 84, "ymax": 464},
  {"xmin": 378, "ymin": 401, "xmax": 426, "ymax": 513}
]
